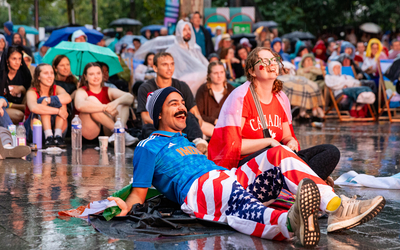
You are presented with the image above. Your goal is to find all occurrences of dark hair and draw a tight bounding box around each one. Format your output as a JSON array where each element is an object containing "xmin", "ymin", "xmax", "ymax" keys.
[
  {"xmin": 96, "ymin": 61, "xmax": 109, "ymax": 71},
  {"xmin": 220, "ymin": 47, "xmax": 234, "ymax": 60},
  {"xmin": 80, "ymin": 62, "xmax": 104, "ymax": 89},
  {"xmin": 32, "ymin": 63, "xmax": 55, "ymax": 97},
  {"xmin": 192, "ymin": 11, "xmax": 202, "ymax": 19},
  {"xmin": 6, "ymin": 46, "xmax": 24, "ymax": 67},
  {"xmin": 144, "ymin": 52, "xmax": 155, "ymax": 66},
  {"xmin": 12, "ymin": 33, "xmax": 23, "ymax": 45},
  {"xmin": 235, "ymin": 45, "xmax": 247, "ymax": 58},
  {"xmin": 245, "ymin": 47, "xmax": 286, "ymax": 93},
  {"xmin": 262, "ymin": 39, "xmax": 271, "ymax": 46},
  {"xmin": 133, "ymin": 38, "xmax": 141, "ymax": 44},
  {"xmin": 153, "ymin": 52, "xmax": 173, "ymax": 67},
  {"xmin": 52, "ymin": 55, "xmax": 78, "ymax": 85}
]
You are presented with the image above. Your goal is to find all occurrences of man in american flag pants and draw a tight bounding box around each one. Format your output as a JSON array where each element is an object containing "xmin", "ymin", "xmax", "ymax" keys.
[{"xmin": 109, "ymin": 87, "xmax": 385, "ymax": 247}]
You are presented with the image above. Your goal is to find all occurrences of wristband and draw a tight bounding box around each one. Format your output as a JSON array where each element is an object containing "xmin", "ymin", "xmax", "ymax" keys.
[{"xmin": 9, "ymin": 102, "xmax": 12, "ymax": 108}]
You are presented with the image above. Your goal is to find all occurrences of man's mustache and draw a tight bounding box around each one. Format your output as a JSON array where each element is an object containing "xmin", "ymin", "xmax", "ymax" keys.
[{"xmin": 174, "ymin": 110, "xmax": 187, "ymax": 117}]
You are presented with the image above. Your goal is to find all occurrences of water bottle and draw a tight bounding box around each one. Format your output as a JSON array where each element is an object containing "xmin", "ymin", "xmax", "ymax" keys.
[
  {"xmin": 114, "ymin": 118, "xmax": 125, "ymax": 155},
  {"xmin": 33, "ymin": 119, "xmax": 42, "ymax": 149},
  {"xmin": 71, "ymin": 115, "xmax": 82, "ymax": 149},
  {"xmin": 16, "ymin": 122, "xmax": 26, "ymax": 146},
  {"xmin": 7, "ymin": 124, "xmax": 17, "ymax": 146}
]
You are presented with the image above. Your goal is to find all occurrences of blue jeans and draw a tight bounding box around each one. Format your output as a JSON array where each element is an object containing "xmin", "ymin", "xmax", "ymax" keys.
[{"xmin": 0, "ymin": 108, "xmax": 13, "ymax": 128}]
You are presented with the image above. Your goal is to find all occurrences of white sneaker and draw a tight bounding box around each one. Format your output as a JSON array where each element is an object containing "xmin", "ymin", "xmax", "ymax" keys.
[
  {"xmin": 125, "ymin": 133, "xmax": 139, "ymax": 146},
  {"xmin": 108, "ymin": 133, "xmax": 115, "ymax": 145},
  {"xmin": 327, "ymin": 195, "xmax": 386, "ymax": 232},
  {"xmin": 193, "ymin": 138, "xmax": 208, "ymax": 155}
]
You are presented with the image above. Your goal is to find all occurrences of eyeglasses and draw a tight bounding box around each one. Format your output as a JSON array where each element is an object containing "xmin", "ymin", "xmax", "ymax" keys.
[{"xmin": 253, "ymin": 57, "xmax": 281, "ymax": 67}]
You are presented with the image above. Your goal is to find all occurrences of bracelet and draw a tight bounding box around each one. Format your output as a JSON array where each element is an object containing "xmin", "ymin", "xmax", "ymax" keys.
[{"xmin": 9, "ymin": 102, "xmax": 12, "ymax": 108}]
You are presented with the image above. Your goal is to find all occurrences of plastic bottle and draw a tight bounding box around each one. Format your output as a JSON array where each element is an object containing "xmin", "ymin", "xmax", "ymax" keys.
[
  {"xmin": 33, "ymin": 119, "xmax": 42, "ymax": 149},
  {"xmin": 16, "ymin": 122, "xmax": 26, "ymax": 146},
  {"xmin": 8, "ymin": 124, "xmax": 17, "ymax": 146},
  {"xmin": 114, "ymin": 118, "xmax": 125, "ymax": 155},
  {"xmin": 71, "ymin": 115, "xmax": 82, "ymax": 149}
]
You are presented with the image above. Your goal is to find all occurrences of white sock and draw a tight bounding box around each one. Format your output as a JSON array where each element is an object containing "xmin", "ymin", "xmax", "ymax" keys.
[
  {"xmin": 44, "ymin": 129, "xmax": 53, "ymax": 138},
  {"xmin": 54, "ymin": 129, "xmax": 63, "ymax": 137}
]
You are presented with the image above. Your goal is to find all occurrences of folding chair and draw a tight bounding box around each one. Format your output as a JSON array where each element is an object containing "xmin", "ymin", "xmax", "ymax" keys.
[
  {"xmin": 325, "ymin": 66, "xmax": 376, "ymax": 122},
  {"xmin": 377, "ymin": 59, "xmax": 400, "ymax": 122}
]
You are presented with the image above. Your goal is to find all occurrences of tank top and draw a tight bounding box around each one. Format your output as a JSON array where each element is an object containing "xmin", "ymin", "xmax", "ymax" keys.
[
  {"xmin": 25, "ymin": 85, "xmax": 57, "ymax": 119},
  {"xmin": 75, "ymin": 86, "xmax": 111, "ymax": 115}
]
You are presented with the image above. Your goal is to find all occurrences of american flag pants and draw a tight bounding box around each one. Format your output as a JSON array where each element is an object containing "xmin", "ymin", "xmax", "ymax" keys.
[{"xmin": 181, "ymin": 145, "xmax": 337, "ymax": 240}]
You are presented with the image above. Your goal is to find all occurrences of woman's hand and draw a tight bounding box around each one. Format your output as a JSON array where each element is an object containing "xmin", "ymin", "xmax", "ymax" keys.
[
  {"xmin": 286, "ymin": 138, "xmax": 299, "ymax": 152},
  {"xmin": 267, "ymin": 138, "xmax": 281, "ymax": 147},
  {"xmin": 58, "ymin": 105, "xmax": 69, "ymax": 120},
  {"xmin": 107, "ymin": 197, "xmax": 129, "ymax": 216},
  {"xmin": 104, "ymin": 101, "xmax": 119, "ymax": 117},
  {"xmin": 9, "ymin": 85, "xmax": 24, "ymax": 96}
]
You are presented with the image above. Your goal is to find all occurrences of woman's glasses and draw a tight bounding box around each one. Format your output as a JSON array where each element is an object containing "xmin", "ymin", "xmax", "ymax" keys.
[{"xmin": 253, "ymin": 57, "xmax": 281, "ymax": 67}]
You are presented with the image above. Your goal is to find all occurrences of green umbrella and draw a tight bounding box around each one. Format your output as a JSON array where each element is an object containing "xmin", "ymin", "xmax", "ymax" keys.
[
  {"xmin": 13, "ymin": 25, "xmax": 39, "ymax": 35},
  {"xmin": 42, "ymin": 41, "xmax": 123, "ymax": 76}
]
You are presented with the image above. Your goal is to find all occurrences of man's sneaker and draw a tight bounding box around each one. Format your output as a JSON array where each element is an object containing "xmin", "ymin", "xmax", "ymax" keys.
[
  {"xmin": 193, "ymin": 138, "xmax": 208, "ymax": 155},
  {"xmin": 54, "ymin": 136, "xmax": 66, "ymax": 148},
  {"xmin": 44, "ymin": 136, "xmax": 55, "ymax": 148},
  {"xmin": 287, "ymin": 178, "xmax": 321, "ymax": 247},
  {"xmin": 0, "ymin": 144, "xmax": 31, "ymax": 159},
  {"xmin": 125, "ymin": 133, "xmax": 139, "ymax": 146},
  {"xmin": 108, "ymin": 134, "xmax": 115, "ymax": 145},
  {"xmin": 327, "ymin": 195, "xmax": 385, "ymax": 232}
]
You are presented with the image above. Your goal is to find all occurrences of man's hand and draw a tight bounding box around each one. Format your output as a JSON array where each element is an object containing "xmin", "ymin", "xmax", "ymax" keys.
[
  {"xmin": 286, "ymin": 138, "xmax": 299, "ymax": 152},
  {"xmin": 107, "ymin": 197, "xmax": 129, "ymax": 216}
]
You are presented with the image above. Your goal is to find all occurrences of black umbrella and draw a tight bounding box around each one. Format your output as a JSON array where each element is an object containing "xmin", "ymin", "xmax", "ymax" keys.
[
  {"xmin": 230, "ymin": 33, "xmax": 257, "ymax": 48},
  {"xmin": 252, "ymin": 21, "xmax": 278, "ymax": 32},
  {"xmin": 282, "ymin": 31, "xmax": 315, "ymax": 40},
  {"xmin": 110, "ymin": 18, "xmax": 142, "ymax": 26}
]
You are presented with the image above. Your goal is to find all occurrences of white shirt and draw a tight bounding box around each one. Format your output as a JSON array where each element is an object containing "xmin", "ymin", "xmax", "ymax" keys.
[{"xmin": 212, "ymin": 88, "xmax": 224, "ymax": 103}]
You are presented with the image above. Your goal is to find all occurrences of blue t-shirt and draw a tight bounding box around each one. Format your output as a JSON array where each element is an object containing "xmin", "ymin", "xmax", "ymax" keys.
[
  {"xmin": 132, "ymin": 131, "xmax": 225, "ymax": 204},
  {"xmin": 194, "ymin": 27, "xmax": 206, "ymax": 56}
]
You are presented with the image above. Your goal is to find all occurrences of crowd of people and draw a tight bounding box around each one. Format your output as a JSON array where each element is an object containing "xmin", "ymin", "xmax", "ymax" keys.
[{"xmin": 1, "ymin": 16, "xmax": 396, "ymax": 246}]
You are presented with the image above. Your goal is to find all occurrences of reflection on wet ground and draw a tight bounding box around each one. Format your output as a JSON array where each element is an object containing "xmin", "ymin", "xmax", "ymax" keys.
[{"xmin": 1, "ymin": 121, "xmax": 400, "ymax": 249}]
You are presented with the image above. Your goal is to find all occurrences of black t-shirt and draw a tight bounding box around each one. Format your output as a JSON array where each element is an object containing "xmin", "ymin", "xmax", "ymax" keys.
[
  {"xmin": 6, "ymin": 70, "xmax": 31, "ymax": 104},
  {"xmin": 137, "ymin": 78, "xmax": 196, "ymax": 114},
  {"xmin": 55, "ymin": 80, "xmax": 77, "ymax": 95}
]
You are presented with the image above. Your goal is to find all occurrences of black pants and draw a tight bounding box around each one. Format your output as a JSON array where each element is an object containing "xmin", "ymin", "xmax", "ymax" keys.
[
  {"xmin": 238, "ymin": 144, "xmax": 340, "ymax": 180},
  {"xmin": 142, "ymin": 112, "xmax": 203, "ymax": 142}
]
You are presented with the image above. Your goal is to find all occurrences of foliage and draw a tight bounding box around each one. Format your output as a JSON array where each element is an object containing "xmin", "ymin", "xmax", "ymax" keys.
[{"xmin": 1, "ymin": 0, "xmax": 165, "ymax": 31}]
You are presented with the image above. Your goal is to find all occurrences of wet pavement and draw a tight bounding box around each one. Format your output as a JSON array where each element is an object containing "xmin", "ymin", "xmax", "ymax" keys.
[{"xmin": 1, "ymin": 121, "xmax": 400, "ymax": 249}]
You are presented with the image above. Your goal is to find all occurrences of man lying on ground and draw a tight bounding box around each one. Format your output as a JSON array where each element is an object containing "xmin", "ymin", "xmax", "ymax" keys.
[{"xmin": 109, "ymin": 86, "xmax": 385, "ymax": 247}]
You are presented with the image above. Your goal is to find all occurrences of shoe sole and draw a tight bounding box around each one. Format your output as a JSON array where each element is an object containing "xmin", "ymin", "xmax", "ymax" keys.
[
  {"xmin": 327, "ymin": 197, "xmax": 386, "ymax": 232},
  {"xmin": 2, "ymin": 146, "xmax": 31, "ymax": 159},
  {"xmin": 297, "ymin": 178, "xmax": 321, "ymax": 247}
]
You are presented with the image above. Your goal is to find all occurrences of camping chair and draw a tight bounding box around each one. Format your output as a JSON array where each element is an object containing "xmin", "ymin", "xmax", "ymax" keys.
[
  {"xmin": 377, "ymin": 59, "xmax": 400, "ymax": 122},
  {"xmin": 325, "ymin": 66, "xmax": 376, "ymax": 122}
]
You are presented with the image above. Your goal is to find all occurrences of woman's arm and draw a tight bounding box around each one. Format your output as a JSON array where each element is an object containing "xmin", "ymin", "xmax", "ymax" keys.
[
  {"xmin": 281, "ymin": 122, "xmax": 298, "ymax": 152},
  {"xmin": 108, "ymin": 88, "xmax": 134, "ymax": 106},
  {"xmin": 26, "ymin": 89, "xmax": 60, "ymax": 115},
  {"xmin": 55, "ymin": 86, "xmax": 72, "ymax": 105},
  {"xmin": 74, "ymin": 88, "xmax": 105, "ymax": 113},
  {"xmin": 240, "ymin": 117, "xmax": 281, "ymax": 155}
]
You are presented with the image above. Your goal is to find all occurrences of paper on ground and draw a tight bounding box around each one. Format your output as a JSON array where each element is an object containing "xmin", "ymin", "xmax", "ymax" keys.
[{"xmin": 335, "ymin": 170, "xmax": 400, "ymax": 189}]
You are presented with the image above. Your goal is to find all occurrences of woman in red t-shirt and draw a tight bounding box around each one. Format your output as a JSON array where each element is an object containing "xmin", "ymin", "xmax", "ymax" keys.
[{"xmin": 74, "ymin": 63, "xmax": 138, "ymax": 145}]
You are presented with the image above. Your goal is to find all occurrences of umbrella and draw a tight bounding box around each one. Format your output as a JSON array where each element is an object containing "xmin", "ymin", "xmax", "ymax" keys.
[
  {"xmin": 110, "ymin": 18, "xmax": 142, "ymax": 26},
  {"xmin": 133, "ymin": 35, "xmax": 176, "ymax": 61},
  {"xmin": 230, "ymin": 33, "xmax": 257, "ymax": 47},
  {"xmin": 13, "ymin": 25, "xmax": 39, "ymax": 35},
  {"xmin": 252, "ymin": 21, "xmax": 278, "ymax": 32},
  {"xmin": 360, "ymin": 22, "xmax": 381, "ymax": 34},
  {"xmin": 42, "ymin": 41, "xmax": 123, "ymax": 76},
  {"xmin": 140, "ymin": 25, "xmax": 165, "ymax": 36},
  {"xmin": 43, "ymin": 26, "xmax": 104, "ymax": 47},
  {"xmin": 282, "ymin": 31, "xmax": 315, "ymax": 40}
]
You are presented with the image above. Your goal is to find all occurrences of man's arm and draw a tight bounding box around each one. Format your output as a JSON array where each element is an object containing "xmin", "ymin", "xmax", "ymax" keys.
[
  {"xmin": 141, "ymin": 111, "xmax": 154, "ymax": 124},
  {"xmin": 108, "ymin": 187, "xmax": 148, "ymax": 216},
  {"xmin": 190, "ymin": 105, "xmax": 203, "ymax": 127}
]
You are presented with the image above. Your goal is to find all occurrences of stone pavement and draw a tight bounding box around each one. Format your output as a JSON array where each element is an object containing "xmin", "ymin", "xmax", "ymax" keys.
[{"xmin": 1, "ymin": 121, "xmax": 400, "ymax": 249}]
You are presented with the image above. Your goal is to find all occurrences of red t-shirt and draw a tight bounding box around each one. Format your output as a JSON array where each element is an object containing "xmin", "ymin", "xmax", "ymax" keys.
[{"xmin": 242, "ymin": 90, "xmax": 288, "ymax": 143}]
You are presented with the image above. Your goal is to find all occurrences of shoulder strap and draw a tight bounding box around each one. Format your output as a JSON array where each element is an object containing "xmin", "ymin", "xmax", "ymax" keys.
[{"xmin": 249, "ymin": 84, "xmax": 271, "ymax": 138}]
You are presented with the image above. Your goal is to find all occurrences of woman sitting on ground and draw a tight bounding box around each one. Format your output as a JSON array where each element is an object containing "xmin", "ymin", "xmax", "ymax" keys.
[
  {"xmin": 233, "ymin": 45, "xmax": 248, "ymax": 78},
  {"xmin": 0, "ymin": 46, "xmax": 32, "ymax": 124},
  {"xmin": 195, "ymin": 61, "xmax": 234, "ymax": 137},
  {"xmin": 52, "ymin": 55, "xmax": 79, "ymax": 97},
  {"xmin": 209, "ymin": 47, "xmax": 339, "ymax": 186},
  {"xmin": 134, "ymin": 52, "xmax": 157, "ymax": 82},
  {"xmin": 74, "ymin": 62, "xmax": 138, "ymax": 146},
  {"xmin": 24, "ymin": 63, "xmax": 72, "ymax": 147},
  {"xmin": 220, "ymin": 47, "xmax": 240, "ymax": 81}
]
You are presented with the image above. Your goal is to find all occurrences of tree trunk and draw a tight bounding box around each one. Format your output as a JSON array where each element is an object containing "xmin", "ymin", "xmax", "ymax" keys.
[
  {"xmin": 130, "ymin": 0, "xmax": 136, "ymax": 19},
  {"xmin": 92, "ymin": 0, "xmax": 98, "ymax": 29},
  {"xmin": 66, "ymin": 0, "xmax": 75, "ymax": 24},
  {"xmin": 34, "ymin": 0, "xmax": 39, "ymax": 43}
]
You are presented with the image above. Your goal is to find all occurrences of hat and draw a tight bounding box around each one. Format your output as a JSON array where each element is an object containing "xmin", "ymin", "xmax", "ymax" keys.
[
  {"xmin": 215, "ymin": 26, "xmax": 222, "ymax": 31},
  {"xmin": 146, "ymin": 87, "xmax": 183, "ymax": 129},
  {"xmin": 71, "ymin": 29, "xmax": 87, "ymax": 42},
  {"xmin": 240, "ymin": 38, "xmax": 252, "ymax": 48},
  {"xmin": 207, "ymin": 52, "xmax": 219, "ymax": 61},
  {"xmin": 221, "ymin": 33, "xmax": 231, "ymax": 41}
]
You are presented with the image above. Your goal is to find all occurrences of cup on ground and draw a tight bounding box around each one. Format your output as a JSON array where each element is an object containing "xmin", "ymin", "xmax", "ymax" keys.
[{"xmin": 99, "ymin": 136, "xmax": 109, "ymax": 151}]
